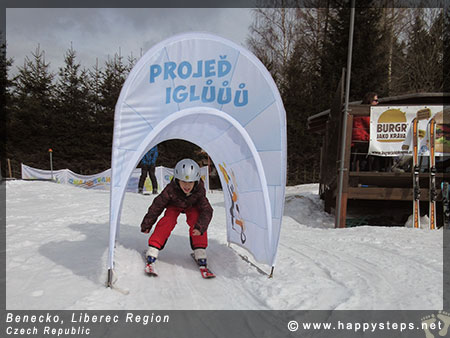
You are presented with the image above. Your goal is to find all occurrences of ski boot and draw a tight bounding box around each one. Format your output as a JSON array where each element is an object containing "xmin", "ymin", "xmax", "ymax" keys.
[
  {"xmin": 145, "ymin": 247, "xmax": 159, "ymax": 276},
  {"xmin": 193, "ymin": 248, "xmax": 207, "ymax": 266},
  {"xmin": 192, "ymin": 248, "xmax": 215, "ymax": 278}
]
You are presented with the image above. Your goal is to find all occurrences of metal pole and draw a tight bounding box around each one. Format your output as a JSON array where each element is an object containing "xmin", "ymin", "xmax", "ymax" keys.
[
  {"xmin": 49, "ymin": 149, "xmax": 54, "ymax": 181},
  {"xmin": 207, "ymin": 154, "xmax": 211, "ymax": 193},
  {"xmin": 7, "ymin": 158, "xmax": 12, "ymax": 178},
  {"xmin": 336, "ymin": 2, "xmax": 355, "ymax": 228}
]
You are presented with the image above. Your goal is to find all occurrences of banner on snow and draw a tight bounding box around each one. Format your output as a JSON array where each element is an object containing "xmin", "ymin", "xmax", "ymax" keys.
[
  {"xmin": 108, "ymin": 32, "xmax": 287, "ymax": 272},
  {"xmin": 368, "ymin": 105, "xmax": 448, "ymax": 157},
  {"xmin": 21, "ymin": 164, "xmax": 209, "ymax": 192},
  {"xmin": 21, "ymin": 164, "xmax": 111, "ymax": 189}
]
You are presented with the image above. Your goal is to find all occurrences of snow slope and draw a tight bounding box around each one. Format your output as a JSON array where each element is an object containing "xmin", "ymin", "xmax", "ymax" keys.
[{"xmin": 5, "ymin": 180, "xmax": 443, "ymax": 310}]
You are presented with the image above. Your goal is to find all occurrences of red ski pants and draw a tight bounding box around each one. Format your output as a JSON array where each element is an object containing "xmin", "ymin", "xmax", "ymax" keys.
[{"xmin": 148, "ymin": 206, "xmax": 208, "ymax": 250}]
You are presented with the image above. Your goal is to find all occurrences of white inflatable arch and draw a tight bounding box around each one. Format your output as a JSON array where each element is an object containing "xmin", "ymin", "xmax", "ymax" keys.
[{"xmin": 108, "ymin": 33, "xmax": 286, "ymax": 282}]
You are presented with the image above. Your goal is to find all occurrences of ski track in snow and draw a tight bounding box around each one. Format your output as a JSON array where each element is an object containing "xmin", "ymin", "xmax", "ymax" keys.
[{"xmin": 5, "ymin": 181, "xmax": 443, "ymax": 310}]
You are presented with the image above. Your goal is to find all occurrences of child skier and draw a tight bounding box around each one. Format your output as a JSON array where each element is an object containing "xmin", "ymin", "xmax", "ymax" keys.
[{"xmin": 140, "ymin": 158, "xmax": 213, "ymax": 276}]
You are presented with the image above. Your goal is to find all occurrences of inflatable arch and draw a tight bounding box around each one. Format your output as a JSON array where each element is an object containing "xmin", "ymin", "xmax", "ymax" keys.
[{"xmin": 108, "ymin": 33, "xmax": 286, "ymax": 282}]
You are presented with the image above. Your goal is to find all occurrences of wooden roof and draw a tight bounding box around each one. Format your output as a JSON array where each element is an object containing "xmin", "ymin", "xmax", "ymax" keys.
[{"xmin": 307, "ymin": 92, "xmax": 449, "ymax": 133}]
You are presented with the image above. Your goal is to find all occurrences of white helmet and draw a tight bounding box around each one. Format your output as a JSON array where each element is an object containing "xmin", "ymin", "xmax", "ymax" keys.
[{"xmin": 174, "ymin": 159, "xmax": 200, "ymax": 182}]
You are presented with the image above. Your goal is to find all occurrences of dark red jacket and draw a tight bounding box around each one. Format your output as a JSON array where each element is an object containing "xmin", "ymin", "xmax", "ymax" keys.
[
  {"xmin": 352, "ymin": 116, "xmax": 370, "ymax": 144},
  {"xmin": 140, "ymin": 179, "xmax": 213, "ymax": 234}
]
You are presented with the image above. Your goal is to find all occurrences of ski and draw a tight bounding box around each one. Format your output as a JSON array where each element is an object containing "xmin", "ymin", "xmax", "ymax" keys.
[
  {"xmin": 191, "ymin": 253, "xmax": 216, "ymax": 279},
  {"xmin": 442, "ymin": 182, "xmax": 450, "ymax": 229},
  {"xmin": 428, "ymin": 118, "xmax": 437, "ymax": 229},
  {"xmin": 412, "ymin": 117, "xmax": 421, "ymax": 229},
  {"xmin": 411, "ymin": 108, "xmax": 432, "ymax": 229}
]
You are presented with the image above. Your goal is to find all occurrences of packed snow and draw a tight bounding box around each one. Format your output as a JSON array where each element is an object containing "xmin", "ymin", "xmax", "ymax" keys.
[{"xmin": 5, "ymin": 180, "xmax": 443, "ymax": 310}]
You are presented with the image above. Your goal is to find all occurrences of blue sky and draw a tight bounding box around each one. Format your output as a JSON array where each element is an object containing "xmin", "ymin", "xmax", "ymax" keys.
[{"xmin": 6, "ymin": 8, "xmax": 253, "ymax": 74}]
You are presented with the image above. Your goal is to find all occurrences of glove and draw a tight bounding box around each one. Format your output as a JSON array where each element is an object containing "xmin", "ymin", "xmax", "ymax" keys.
[
  {"xmin": 194, "ymin": 224, "xmax": 207, "ymax": 235},
  {"xmin": 140, "ymin": 215, "xmax": 154, "ymax": 233}
]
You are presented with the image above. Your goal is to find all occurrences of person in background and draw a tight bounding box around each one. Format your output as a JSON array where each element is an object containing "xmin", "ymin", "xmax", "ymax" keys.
[
  {"xmin": 362, "ymin": 92, "xmax": 379, "ymax": 106},
  {"xmin": 351, "ymin": 92, "xmax": 379, "ymax": 171},
  {"xmin": 138, "ymin": 145, "xmax": 158, "ymax": 194}
]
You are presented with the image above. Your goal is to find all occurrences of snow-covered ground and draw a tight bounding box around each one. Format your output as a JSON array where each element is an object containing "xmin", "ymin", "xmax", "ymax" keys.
[{"xmin": 5, "ymin": 180, "xmax": 443, "ymax": 310}]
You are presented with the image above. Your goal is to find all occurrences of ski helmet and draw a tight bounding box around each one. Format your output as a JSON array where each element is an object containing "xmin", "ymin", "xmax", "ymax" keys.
[{"xmin": 174, "ymin": 159, "xmax": 201, "ymax": 182}]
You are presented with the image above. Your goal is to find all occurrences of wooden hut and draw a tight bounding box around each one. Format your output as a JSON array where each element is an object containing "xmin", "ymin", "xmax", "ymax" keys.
[{"xmin": 307, "ymin": 88, "xmax": 449, "ymax": 228}]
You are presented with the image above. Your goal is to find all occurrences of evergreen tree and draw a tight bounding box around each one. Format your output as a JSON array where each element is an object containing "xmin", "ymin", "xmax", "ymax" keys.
[
  {"xmin": 385, "ymin": 8, "xmax": 409, "ymax": 97},
  {"xmin": 0, "ymin": 35, "xmax": 12, "ymax": 112},
  {"xmin": 247, "ymin": 5, "xmax": 329, "ymax": 184},
  {"xmin": 1, "ymin": 33, "xmax": 14, "ymax": 177},
  {"xmin": 8, "ymin": 45, "xmax": 55, "ymax": 169},
  {"xmin": 320, "ymin": 1, "xmax": 389, "ymax": 103},
  {"xmin": 282, "ymin": 42, "xmax": 323, "ymax": 184},
  {"xmin": 444, "ymin": 7, "xmax": 450, "ymax": 93},
  {"xmin": 126, "ymin": 53, "xmax": 137, "ymax": 73},
  {"xmin": 281, "ymin": 7, "xmax": 328, "ymax": 184},
  {"xmin": 100, "ymin": 53, "xmax": 128, "ymax": 114},
  {"xmin": 82, "ymin": 59, "xmax": 106, "ymax": 173},
  {"xmin": 96, "ymin": 53, "xmax": 128, "ymax": 169},
  {"xmin": 53, "ymin": 45, "xmax": 91, "ymax": 172},
  {"xmin": 87, "ymin": 59, "xmax": 103, "ymax": 117},
  {"xmin": 402, "ymin": 9, "xmax": 442, "ymax": 93},
  {"xmin": 427, "ymin": 9, "xmax": 444, "ymax": 92}
]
